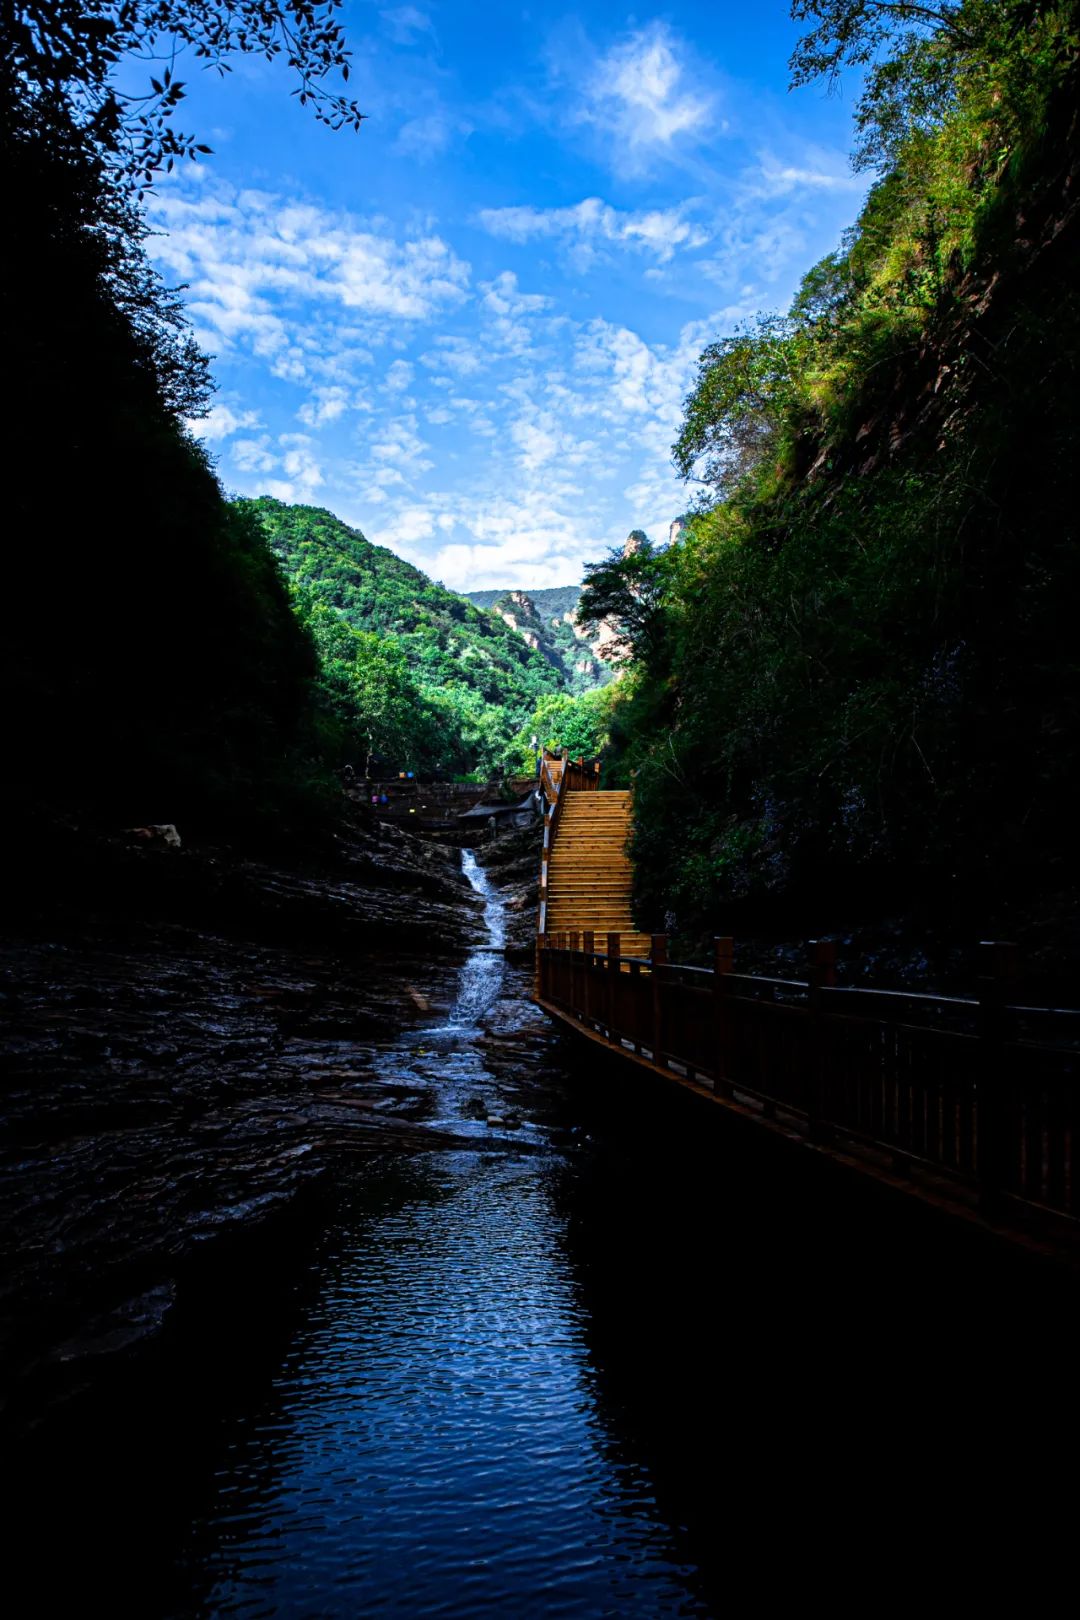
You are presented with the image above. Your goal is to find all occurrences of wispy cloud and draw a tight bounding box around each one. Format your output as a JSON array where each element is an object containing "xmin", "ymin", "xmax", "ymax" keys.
[
  {"xmin": 394, "ymin": 110, "xmax": 473, "ymax": 160},
  {"xmin": 148, "ymin": 15, "xmax": 872, "ymax": 593},
  {"xmin": 752, "ymin": 148, "xmax": 864, "ymax": 198},
  {"xmin": 149, "ymin": 175, "xmax": 470, "ymax": 386},
  {"xmin": 232, "ymin": 430, "xmax": 325, "ymax": 503},
  {"xmin": 192, "ymin": 401, "xmax": 261, "ymax": 441},
  {"xmin": 477, "ymin": 197, "xmax": 710, "ymax": 266},
  {"xmin": 297, "ymin": 386, "xmax": 351, "ymax": 428},
  {"xmin": 379, "ymin": 6, "xmax": 435, "ymax": 46},
  {"xmin": 567, "ymin": 22, "xmax": 721, "ymax": 175}
]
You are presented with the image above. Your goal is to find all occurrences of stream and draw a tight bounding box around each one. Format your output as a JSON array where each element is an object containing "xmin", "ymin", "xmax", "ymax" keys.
[
  {"xmin": 168, "ymin": 848, "xmax": 712, "ymax": 1616},
  {"xmin": 13, "ymin": 845, "xmax": 1077, "ymax": 1615}
]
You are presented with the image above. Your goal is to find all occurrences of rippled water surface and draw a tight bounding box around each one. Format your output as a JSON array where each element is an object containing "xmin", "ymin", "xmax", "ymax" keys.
[
  {"xmin": 19, "ymin": 847, "xmax": 1077, "ymax": 1616},
  {"xmin": 177, "ymin": 850, "xmax": 707, "ymax": 1616}
]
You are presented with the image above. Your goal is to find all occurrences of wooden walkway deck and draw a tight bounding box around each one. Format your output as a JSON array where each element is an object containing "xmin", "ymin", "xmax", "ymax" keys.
[{"xmin": 533, "ymin": 751, "xmax": 1080, "ymax": 1260}]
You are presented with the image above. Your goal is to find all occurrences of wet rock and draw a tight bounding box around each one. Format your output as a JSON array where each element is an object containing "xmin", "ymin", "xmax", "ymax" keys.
[
  {"xmin": 50, "ymin": 1283, "xmax": 177, "ymax": 1363},
  {"xmin": 480, "ymin": 820, "xmax": 541, "ymax": 956},
  {"xmin": 124, "ymin": 824, "xmax": 181, "ymax": 848},
  {"xmin": 0, "ymin": 808, "xmax": 487, "ymax": 1420}
]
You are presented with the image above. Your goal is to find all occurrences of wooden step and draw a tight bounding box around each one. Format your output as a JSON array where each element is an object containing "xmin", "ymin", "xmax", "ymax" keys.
[
  {"xmin": 548, "ymin": 881, "xmax": 631, "ymax": 890},
  {"xmin": 547, "ymin": 914, "xmax": 637, "ymax": 924},
  {"xmin": 552, "ymin": 845, "xmax": 629, "ymax": 853},
  {"xmin": 548, "ymin": 882, "xmax": 632, "ymax": 892},
  {"xmin": 550, "ymin": 869, "xmax": 630, "ymax": 877}
]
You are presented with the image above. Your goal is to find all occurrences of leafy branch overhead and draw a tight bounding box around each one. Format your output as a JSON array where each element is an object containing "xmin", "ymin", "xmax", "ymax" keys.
[
  {"xmin": 4, "ymin": 1, "xmax": 366, "ymax": 189},
  {"xmin": 789, "ymin": 0, "xmax": 1059, "ymax": 169}
]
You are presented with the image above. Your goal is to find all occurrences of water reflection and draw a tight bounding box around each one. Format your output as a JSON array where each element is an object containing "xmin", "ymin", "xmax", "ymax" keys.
[
  {"xmin": 184, "ymin": 1154, "xmax": 708, "ymax": 1617},
  {"xmin": 17, "ymin": 848, "xmax": 1076, "ymax": 1616},
  {"xmin": 179, "ymin": 850, "xmax": 709, "ymax": 1615}
]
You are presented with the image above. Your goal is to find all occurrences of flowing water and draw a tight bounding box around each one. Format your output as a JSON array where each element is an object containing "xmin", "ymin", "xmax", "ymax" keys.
[
  {"xmin": 170, "ymin": 849, "xmax": 713, "ymax": 1616},
  {"xmin": 17, "ymin": 847, "xmax": 1077, "ymax": 1615}
]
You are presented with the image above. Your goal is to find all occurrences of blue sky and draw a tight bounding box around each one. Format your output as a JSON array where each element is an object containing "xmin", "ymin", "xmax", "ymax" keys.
[{"xmin": 148, "ymin": 2, "xmax": 869, "ymax": 590}]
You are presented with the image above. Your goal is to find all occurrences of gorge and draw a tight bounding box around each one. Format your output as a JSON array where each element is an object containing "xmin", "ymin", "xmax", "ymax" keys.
[{"xmin": 3, "ymin": 2, "xmax": 1080, "ymax": 1612}]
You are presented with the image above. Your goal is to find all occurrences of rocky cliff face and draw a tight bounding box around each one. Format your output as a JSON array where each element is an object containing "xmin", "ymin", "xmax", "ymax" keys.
[
  {"xmin": 475, "ymin": 590, "xmax": 607, "ymax": 690},
  {"xmin": 494, "ymin": 592, "xmax": 542, "ymax": 650}
]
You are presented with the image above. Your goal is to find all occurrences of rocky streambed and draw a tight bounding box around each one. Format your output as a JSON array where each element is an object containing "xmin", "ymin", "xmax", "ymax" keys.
[{"xmin": 0, "ymin": 809, "xmax": 541, "ymax": 1424}]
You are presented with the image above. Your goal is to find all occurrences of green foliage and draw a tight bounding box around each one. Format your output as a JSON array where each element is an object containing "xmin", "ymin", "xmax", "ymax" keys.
[
  {"xmin": 463, "ymin": 589, "xmax": 609, "ymax": 693},
  {"xmin": 510, "ymin": 687, "xmax": 619, "ymax": 773},
  {"xmin": 577, "ymin": 536, "xmax": 672, "ymax": 666},
  {"xmin": 467, "ymin": 585, "xmax": 583, "ymax": 620},
  {"xmin": 597, "ymin": 0, "xmax": 1080, "ymax": 950},
  {"xmin": 245, "ymin": 500, "xmax": 570, "ymax": 775},
  {"xmin": 787, "ymin": 1, "xmax": 1075, "ymax": 169},
  {"xmin": 4, "ymin": 1, "xmax": 364, "ymax": 191},
  {"xmin": 674, "ymin": 3, "xmax": 1080, "ymax": 516},
  {"xmin": 674, "ymin": 315, "xmax": 808, "ymax": 500},
  {"xmin": 1, "ymin": 70, "xmax": 335, "ymax": 832}
]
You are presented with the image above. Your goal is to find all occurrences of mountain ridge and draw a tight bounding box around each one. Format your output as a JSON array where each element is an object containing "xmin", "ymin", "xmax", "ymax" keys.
[{"xmin": 464, "ymin": 586, "xmax": 609, "ymax": 692}]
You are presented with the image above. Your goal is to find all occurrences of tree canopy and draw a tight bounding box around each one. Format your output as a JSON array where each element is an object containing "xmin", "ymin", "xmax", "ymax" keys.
[
  {"xmin": 577, "ymin": 538, "xmax": 671, "ymax": 668},
  {"xmin": 590, "ymin": 0, "xmax": 1080, "ymax": 958},
  {"xmin": 3, "ymin": 0, "xmax": 364, "ymax": 189}
]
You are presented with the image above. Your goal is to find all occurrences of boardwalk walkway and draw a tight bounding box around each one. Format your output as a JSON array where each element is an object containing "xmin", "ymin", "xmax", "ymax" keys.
[{"xmin": 533, "ymin": 751, "xmax": 1080, "ymax": 1259}]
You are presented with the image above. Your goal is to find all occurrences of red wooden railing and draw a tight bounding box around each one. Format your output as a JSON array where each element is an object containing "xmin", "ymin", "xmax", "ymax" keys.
[
  {"xmin": 537, "ymin": 749, "xmax": 602, "ymax": 938},
  {"xmin": 535, "ymin": 932, "xmax": 1080, "ymax": 1225}
]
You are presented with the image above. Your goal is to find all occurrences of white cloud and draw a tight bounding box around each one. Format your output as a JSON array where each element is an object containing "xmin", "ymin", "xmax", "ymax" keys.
[
  {"xmin": 419, "ymin": 335, "xmax": 485, "ymax": 376},
  {"xmin": 278, "ymin": 433, "xmax": 324, "ymax": 493},
  {"xmin": 385, "ymin": 359, "xmax": 414, "ymax": 392},
  {"xmin": 580, "ymin": 23, "xmax": 716, "ymax": 170},
  {"xmin": 395, "ymin": 111, "xmax": 472, "ymax": 159},
  {"xmin": 149, "ymin": 176, "xmax": 470, "ymax": 386},
  {"xmin": 192, "ymin": 402, "xmax": 261, "ymax": 441},
  {"xmin": 233, "ymin": 435, "xmax": 278, "ymax": 474},
  {"xmin": 477, "ymin": 197, "xmax": 710, "ymax": 266},
  {"xmin": 367, "ymin": 413, "xmax": 433, "ymax": 474},
  {"xmin": 380, "ymin": 6, "xmax": 434, "ymax": 44},
  {"xmin": 753, "ymin": 148, "xmax": 864, "ymax": 198},
  {"xmin": 376, "ymin": 505, "xmax": 439, "ymax": 550},
  {"xmin": 297, "ymin": 385, "xmax": 350, "ymax": 427},
  {"xmin": 229, "ymin": 431, "xmax": 324, "ymax": 501},
  {"xmin": 479, "ymin": 270, "xmax": 551, "ymax": 316}
]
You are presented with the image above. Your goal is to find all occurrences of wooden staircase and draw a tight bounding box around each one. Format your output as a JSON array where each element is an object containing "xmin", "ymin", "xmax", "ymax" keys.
[{"xmin": 543, "ymin": 789, "xmax": 651, "ymax": 959}]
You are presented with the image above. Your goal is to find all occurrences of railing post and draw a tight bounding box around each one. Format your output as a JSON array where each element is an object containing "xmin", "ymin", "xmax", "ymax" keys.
[
  {"xmin": 806, "ymin": 939, "xmax": 837, "ymax": 1139},
  {"xmin": 583, "ymin": 931, "xmax": 595, "ymax": 1026},
  {"xmin": 713, "ymin": 936, "xmax": 734, "ymax": 1096},
  {"xmin": 978, "ymin": 940, "xmax": 1017, "ymax": 1215},
  {"xmin": 606, "ymin": 932, "xmax": 621, "ymax": 1043},
  {"xmin": 651, "ymin": 934, "xmax": 668, "ymax": 1067}
]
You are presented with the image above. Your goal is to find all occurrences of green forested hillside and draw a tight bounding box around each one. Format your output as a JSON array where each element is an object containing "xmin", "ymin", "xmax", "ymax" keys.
[
  {"xmin": 590, "ymin": 0, "xmax": 1080, "ymax": 961},
  {"xmin": 241, "ymin": 500, "xmax": 567, "ymax": 775},
  {"xmin": 465, "ymin": 587, "xmax": 609, "ymax": 692},
  {"xmin": 467, "ymin": 586, "xmax": 581, "ymax": 618}
]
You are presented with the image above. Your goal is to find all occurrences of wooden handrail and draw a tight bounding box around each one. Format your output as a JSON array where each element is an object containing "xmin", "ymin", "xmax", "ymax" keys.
[
  {"xmin": 534, "ymin": 932, "xmax": 1080, "ymax": 1227},
  {"xmin": 536, "ymin": 747, "xmax": 603, "ymax": 939}
]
